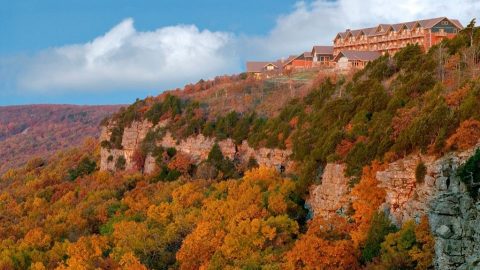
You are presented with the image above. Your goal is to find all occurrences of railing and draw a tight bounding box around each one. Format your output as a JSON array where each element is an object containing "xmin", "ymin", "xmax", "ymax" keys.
[{"xmin": 434, "ymin": 32, "xmax": 448, "ymax": 37}]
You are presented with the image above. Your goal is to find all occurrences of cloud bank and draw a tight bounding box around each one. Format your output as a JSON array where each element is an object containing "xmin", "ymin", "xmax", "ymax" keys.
[
  {"xmin": 16, "ymin": 18, "xmax": 236, "ymax": 92},
  {"xmin": 4, "ymin": 0, "xmax": 480, "ymax": 95}
]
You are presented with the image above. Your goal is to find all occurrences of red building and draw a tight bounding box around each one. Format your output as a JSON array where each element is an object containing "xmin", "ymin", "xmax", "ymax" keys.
[
  {"xmin": 283, "ymin": 52, "xmax": 313, "ymax": 70},
  {"xmin": 333, "ymin": 17, "xmax": 463, "ymax": 56}
]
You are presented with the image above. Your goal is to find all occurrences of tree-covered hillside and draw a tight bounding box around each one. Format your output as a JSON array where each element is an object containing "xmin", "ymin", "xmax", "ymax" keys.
[{"xmin": 1, "ymin": 23, "xmax": 480, "ymax": 269}]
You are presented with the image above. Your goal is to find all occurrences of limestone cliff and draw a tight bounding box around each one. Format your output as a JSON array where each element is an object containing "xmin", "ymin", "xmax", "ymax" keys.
[
  {"xmin": 307, "ymin": 163, "xmax": 351, "ymax": 219},
  {"xmin": 308, "ymin": 145, "xmax": 480, "ymax": 269},
  {"xmin": 375, "ymin": 146, "xmax": 480, "ymax": 269},
  {"xmin": 100, "ymin": 120, "xmax": 293, "ymax": 174},
  {"xmin": 100, "ymin": 120, "xmax": 153, "ymax": 171}
]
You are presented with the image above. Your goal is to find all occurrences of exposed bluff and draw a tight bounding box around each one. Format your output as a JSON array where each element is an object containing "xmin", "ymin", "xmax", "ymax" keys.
[
  {"xmin": 100, "ymin": 120, "xmax": 293, "ymax": 175},
  {"xmin": 307, "ymin": 163, "xmax": 351, "ymax": 219},
  {"xmin": 308, "ymin": 145, "xmax": 480, "ymax": 269}
]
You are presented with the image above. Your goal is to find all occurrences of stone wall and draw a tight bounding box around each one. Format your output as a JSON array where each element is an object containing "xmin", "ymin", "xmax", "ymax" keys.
[{"xmin": 307, "ymin": 163, "xmax": 351, "ymax": 219}]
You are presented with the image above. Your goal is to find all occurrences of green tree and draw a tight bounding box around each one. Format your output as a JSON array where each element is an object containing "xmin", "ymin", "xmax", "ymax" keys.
[{"xmin": 361, "ymin": 212, "xmax": 397, "ymax": 263}]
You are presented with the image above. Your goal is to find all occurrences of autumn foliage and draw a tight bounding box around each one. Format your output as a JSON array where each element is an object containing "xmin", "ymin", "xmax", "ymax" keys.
[
  {"xmin": 285, "ymin": 216, "xmax": 359, "ymax": 270},
  {"xmin": 445, "ymin": 119, "xmax": 480, "ymax": 151},
  {"xmin": 350, "ymin": 162, "xmax": 387, "ymax": 248}
]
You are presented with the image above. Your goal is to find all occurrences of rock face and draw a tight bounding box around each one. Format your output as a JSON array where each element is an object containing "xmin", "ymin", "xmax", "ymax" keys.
[
  {"xmin": 100, "ymin": 120, "xmax": 153, "ymax": 172},
  {"xmin": 307, "ymin": 163, "xmax": 351, "ymax": 219},
  {"xmin": 429, "ymin": 193, "xmax": 480, "ymax": 269},
  {"xmin": 100, "ymin": 120, "xmax": 293, "ymax": 174},
  {"xmin": 307, "ymin": 146, "xmax": 480, "ymax": 269},
  {"xmin": 376, "ymin": 147, "xmax": 477, "ymax": 225},
  {"xmin": 375, "ymin": 146, "xmax": 480, "ymax": 269}
]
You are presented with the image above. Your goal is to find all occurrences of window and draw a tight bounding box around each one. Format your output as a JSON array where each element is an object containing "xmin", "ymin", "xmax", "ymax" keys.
[{"xmin": 441, "ymin": 21, "xmax": 449, "ymax": 25}]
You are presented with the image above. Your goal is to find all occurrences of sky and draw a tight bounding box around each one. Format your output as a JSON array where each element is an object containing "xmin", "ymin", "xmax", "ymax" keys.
[{"xmin": 1, "ymin": 0, "xmax": 479, "ymax": 106}]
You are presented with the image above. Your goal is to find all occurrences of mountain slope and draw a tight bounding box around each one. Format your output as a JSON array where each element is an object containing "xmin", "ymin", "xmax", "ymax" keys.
[
  {"xmin": 0, "ymin": 25, "xmax": 480, "ymax": 270},
  {"xmin": 0, "ymin": 104, "xmax": 122, "ymax": 174}
]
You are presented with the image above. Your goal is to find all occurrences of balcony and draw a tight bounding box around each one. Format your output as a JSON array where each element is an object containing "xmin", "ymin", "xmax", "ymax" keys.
[{"xmin": 434, "ymin": 31, "xmax": 448, "ymax": 37}]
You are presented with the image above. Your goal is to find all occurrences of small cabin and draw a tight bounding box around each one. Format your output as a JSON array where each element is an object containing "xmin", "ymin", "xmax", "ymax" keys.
[{"xmin": 333, "ymin": 50, "xmax": 381, "ymax": 70}]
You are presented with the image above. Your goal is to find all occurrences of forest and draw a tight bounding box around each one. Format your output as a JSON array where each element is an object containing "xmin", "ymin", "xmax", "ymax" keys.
[{"xmin": 1, "ymin": 22, "xmax": 480, "ymax": 269}]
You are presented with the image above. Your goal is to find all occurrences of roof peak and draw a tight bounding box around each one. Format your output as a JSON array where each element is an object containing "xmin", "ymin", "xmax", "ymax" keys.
[{"xmin": 336, "ymin": 16, "xmax": 463, "ymax": 38}]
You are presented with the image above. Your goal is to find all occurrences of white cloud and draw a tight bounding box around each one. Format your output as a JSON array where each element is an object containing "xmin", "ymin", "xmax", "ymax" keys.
[
  {"xmin": 244, "ymin": 0, "xmax": 480, "ymax": 58},
  {"xmin": 17, "ymin": 18, "xmax": 236, "ymax": 92},
  {"xmin": 6, "ymin": 1, "xmax": 480, "ymax": 94}
]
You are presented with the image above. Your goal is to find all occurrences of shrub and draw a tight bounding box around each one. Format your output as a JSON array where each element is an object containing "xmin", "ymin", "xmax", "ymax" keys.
[
  {"xmin": 151, "ymin": 166, "xmax": 181, "ymax": 182},
  {"xmin": 415, "ymin": 161, "xmax": 427, "ymax": 184},
  {"xmin": 368, "ymin": 217, "xmax": 434, "ymax": 269},
  {"xmin": 247, "ymin": 157, "xmax": 259, "ymax": 169},
  {"xmin": 68, "ymin": 157, "xmax": 97, "ymax": 181},
  {"xmin": 166, "ymin": 147, "xmax": 177, "ymax": 158},
  {"xmin": 110, "ymin": 126, "xmax": 124, "ymax": 149},
  {"xmin": 445, "ymin": 119, "xmax": 480, "ymax": 151},
  {"xmin": 115, "ymin": 156, "xmax": 126, "ymax": 171},
  {"xmin": 361, "ymin": 212, "xmax": 397, "ymax": 264},
  {"xmin": 145, "ymin": 94, "xmax": 183, "ymax": 124},
  {"xmin": 100, "ymin": 140, "xmax": 112, "ymax": 150},
  {"xmin": 207, "ymin": 143, "xmax": 224, "ymax": 168},
  {"xmin": 167, "ymin": 153, "xmax": 193, "ymax": 174},
  {"xmin": 457, "ymin": 148, "xmax": 480, "ymax": 199}
]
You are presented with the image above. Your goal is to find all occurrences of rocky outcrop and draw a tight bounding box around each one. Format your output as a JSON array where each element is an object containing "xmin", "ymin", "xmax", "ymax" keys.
[
  {"xmin": 306, "ymin": 146, "xmax": 480, "ymax": 269},
  {"xmin": 377, "ymin": 147, "xmax": 477, "ymax": 225},
  {"xmin": 157, "ymin": 132, "xmax": 294, "ymax": 173},
  {"xmin": 307, "ymin": 163, "xmax": 351, "ymax": 219},
  {"xmin": 100, "ymin": 120, "xmax": 153, "ymax": 171},
  {"xmin": 429, "ymin": 192, "xmax": 480, "ymax": 269},
  {"xmin": 376, "ymin": 154, "xmax": 437, "ymax": 225},
  {"xmin": 100, "ymin": 120, "xmax": 293, "ymax": 174},
  {"xmin": 375, "ymin": 145, "xmax": 480, "ymax": 269}
]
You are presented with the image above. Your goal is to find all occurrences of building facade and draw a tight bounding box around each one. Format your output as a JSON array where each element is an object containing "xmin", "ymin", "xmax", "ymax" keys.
[
  {"xmin": 311, "ymin": 46, "xmax": 334, "ymax": 66},
  {"xmin": 284, "ymin": 52, "xmax": 313, "ymax": 70},
  {"xmin": 333, "ymin": 17, "xmax": 463, "ymax": 56},
  {"xmin": 333, "ymin": 50, "xmax": 381, "ymax": 70}
]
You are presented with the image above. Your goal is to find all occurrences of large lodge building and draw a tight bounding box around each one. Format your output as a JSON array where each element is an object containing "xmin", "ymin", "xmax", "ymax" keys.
[{"xmin": 247, "ymin": 17, "xmax": 463, "ymax": 75}]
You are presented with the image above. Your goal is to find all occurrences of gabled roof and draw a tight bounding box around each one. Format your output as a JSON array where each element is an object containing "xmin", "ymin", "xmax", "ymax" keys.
[
  {"xmin": 283, "ymin": 52, "xmax": 313, "ymax": 66},
  {"xmin": 418, "ymin": 17, "xmax": 463, "ymax": 29},
  {"xmin": 333, "ymin": 50, "xmax": 382, "ymax": 62},
  {"xmin": 312, "ymin": 46, "xmax": 334, "ymax": 55},
  {"xmin": 450, "ymin": 19, "xmax": 463, "ymax": 29},
  {"xmin": 246, "ymin": 61, "xmax": 279, "ymax": 73},
  {"xmin": 334, "ymin": 17, "xmax": 464, "ymax": 40},
  {"xmin": 303, "ymin": 52, "xmax": 313, "ymax": 58}
]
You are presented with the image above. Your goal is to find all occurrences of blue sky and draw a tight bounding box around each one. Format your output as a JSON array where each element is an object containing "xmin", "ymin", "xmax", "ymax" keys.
[
  {"xmin": 0, "ymin": 0, "xmax": 296, "ymax": 105},
  {"xmin": 1, "ymin": 0, "xmax": 479, "ymax": 105},
  {"xmin": 0, "ymin": 0, "xmax": 293, "ymax": 55}
]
